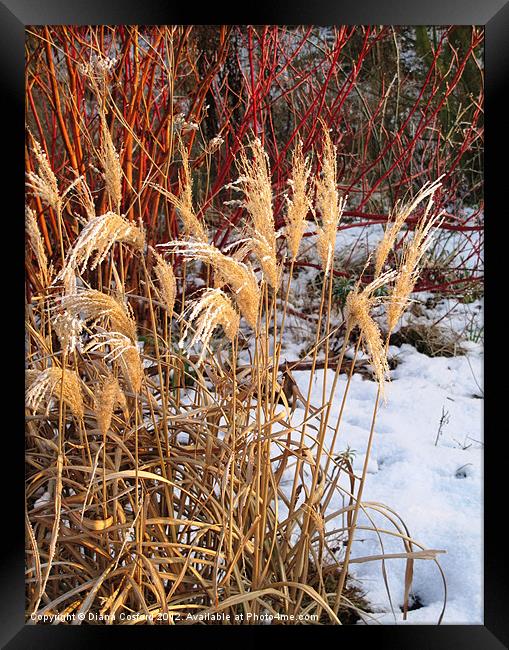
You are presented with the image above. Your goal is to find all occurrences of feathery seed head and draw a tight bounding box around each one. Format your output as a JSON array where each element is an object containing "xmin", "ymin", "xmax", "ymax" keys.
[
  {"xmin": 387, "ymin": 190, "xmax": 443, "ymax": 334},
  {"xmin": 57, "ymin": 212, "xmax": 145, "ymax": 286},
  {"xmin": 57, "ymin": 289, "xmax": 137, "ymax": 344},
  {"xmin": 285, "ymin": 141, "xmax": 312, "ymax": 261},
  {"xmin": 25, "ymin": 367, "xmax": 84, "ymax": 419},
  {"xmin": 95, "ymin": 375, "xmax": 127, "ymax": 435},
  {"xmin": 236, "ymin": 139, "xmax": 279, "ymax": 288},
  {"xmin": 151, "ymin": 141, "xmax": 208, "ymax": 242},
  {"xmin": 374, "ymin": 178, "xmax": 443, "ymax": 278},
  {"xmin": 180, "ymin": 288, "xmax": 239, "ymax": 365},
  {"xmin": 26, "ymin": 137, "xmax": 62, "ymax": 215},
  {"xmin": 25, "ymin": 206, "xmax": 50, "ymax": 284},
  {"xmin": 73, "ymin": 174, "xmax": 96, "ymax": 221},
  {"xmin": 159, "ymin": 241, "xmax": 260, "ymax": 329},
  {"xmin": 99, "ymin": 115, "xmax": 123, "ymax": 212},
  {"xmin": 85, "ymin": 331, "xmax": 143, "ymax": 393},
  {"xmin": 152, "ymin": 250, "xmax": 177, "ymax": 316},
  {"xmin": 346, "ymin": 271, "xmax": 396, "ymax": 397},
  {"xmin": 207, "ymin": 135, "xmax": 224, "ymax": 154},
  {"xmin": 80, "ymin": 54, "xmax": 117, "ymax": 88},
  {"xmin": 52, "ymin": 309, "xmax": 83, "ymax": 354},
  {"xmin": 315, "ymin": 126, "xmax": 345, "ymax": 276}
]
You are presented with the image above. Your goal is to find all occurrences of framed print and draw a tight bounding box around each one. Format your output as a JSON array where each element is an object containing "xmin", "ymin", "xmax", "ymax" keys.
[{"xmin": 3, "ymin": 0, "xmax": 507, "ymax": 646}]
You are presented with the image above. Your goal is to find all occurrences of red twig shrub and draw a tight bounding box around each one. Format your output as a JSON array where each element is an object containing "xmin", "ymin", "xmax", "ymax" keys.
[{"xmin": 25, "ymin": 25, "xmax": 483, "ymax": 301}]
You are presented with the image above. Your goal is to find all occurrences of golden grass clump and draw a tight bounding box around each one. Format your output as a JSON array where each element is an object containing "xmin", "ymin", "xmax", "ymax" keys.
[
  {"xmin": 374, "ymin": 178, "xmax": 443, "ymax": 278},
  {"xmin": 26, "ymin": 136, "xmax": 62, "ymax": 216},
  {"xmin": 159, "ymin": 241, "xmax": 260, "ymax": 329},
  {"xmin": 57, "ymin": 212, "xmax": 145, "ymax": 285},
  {"xmin": 99, "ymin": 115, "xmax": 123, "ymax": 212},
  {"xmin": 152, "ymin": 250, "xmax": 177, "ymax": 315},
  {"xmin": 151, "ymin": 141, "xmax": 208, "ymax": 242},
  {"xmin": 387, "ymin": 197, "xmax": 443, "ymax": 334},
  {"xmin": 315, "ymin": 126, "xmax": 345, "ymax": 276},
  {"xmin": 345, "ymin": 271, "xmax": 396, "ymax": 395},
  {"xmin": 58, "ymin": 289, "xmax": 138, "ymax": 345},
  {"xmin": 285, "ymin": 140, "xmax": 313, "ymax": 261},
  {"xmin": 25, "ymin": 206, "xmax": 50, "ymax": 284},
  {"xmin": 95, "ymin": 375, "xmax": 127, "ymax": 435},
  {"xmin": 236, "ymin": 139, "xmax": 279, "ymax": 288},
  {"xmin": 25, "ymin": 367, "xmax": 84, "ymax": 419},
  {"xmin": 180, "ymin": 288, "xmax": 240, "ymax": 364},
  {"xmin": 25, "ymin": 55, "xmax": 448, "ymax": 623}
]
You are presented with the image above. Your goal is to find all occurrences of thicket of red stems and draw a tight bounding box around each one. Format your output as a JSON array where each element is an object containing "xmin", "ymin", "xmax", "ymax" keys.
[{"xmin": 25, "ymin": 25, "xmax": 483, "ymax": 301}]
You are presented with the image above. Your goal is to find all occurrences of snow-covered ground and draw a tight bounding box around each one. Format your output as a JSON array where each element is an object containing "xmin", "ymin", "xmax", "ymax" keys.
[{"xmin": 288, "ymin": 336, "xmax": 483, "ymax": 624}]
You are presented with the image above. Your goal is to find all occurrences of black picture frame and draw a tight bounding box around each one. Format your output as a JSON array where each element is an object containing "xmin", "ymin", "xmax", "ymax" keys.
[{"xmin": 5, "ymin": 1, "xmax": 507, "ymax": 647}]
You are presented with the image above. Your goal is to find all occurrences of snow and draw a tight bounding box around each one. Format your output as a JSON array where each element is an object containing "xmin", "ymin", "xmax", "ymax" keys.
[{"xmin": 286, "ymin": 337, "xmax": 483, "ymax": 624}]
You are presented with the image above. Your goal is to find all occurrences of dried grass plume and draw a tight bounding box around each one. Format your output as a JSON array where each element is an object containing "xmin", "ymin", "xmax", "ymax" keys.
[
  {"xmin": 374, "ymin": 179, "xmax": 443, "ymax": 278},
  {"xmin": 85, "ymin": 331, "xmax": 143, "ymax": 393},
  {"xmin": 95, "ymin": 375, "xmax": 127, "ymax": 434},
  {"xmin": 345, "ymin": 271, "xmax": 396, "ymax": 396},
  {"xmin": 57, "ymin": 212, "xmax": 145, "ymax": 286},
  {"xmin": 152, "ymin": 250, "xmax": 177, "ymax": 316},
  {"xmin": 159, "ymin": 241, "xmax": 260, "ymax": 329},
  {"xmin": 315, "ymin": 125, "xmax": 345, "ymax": 276},
  {"xmin": 57, "ymin": 289, "xmax": 138, "ymax": 344},
  {"xmin": 98, "ymin": 115, "xmax": 123, "ymax": 212},
  {"xmin": 26, "ymin": 136, "xmax": 62, "ymax": 216},
  {"xmin": 151, "ymin": 140, "xmax": 208, "ymax": 242},
  {"xmin": 285, "ymin": 141, "xmax": 312, "ymax": 261},
  {"xmin": 26, "ymin": 367, "xmax": 84, "ymax": 419},
  {"xmin": 387, "ymin": 193, "xmax": 443, "ymax": 334},
  {"xmin": 235, "ymin": 139, "xmax": 279, "ymax": 288},
  {"xmin": 26, "ymin": 206, "xmax": 50, "ymax": 285},
  {"xmin": 180, "ymin": 288, "xmax": 240, "ymax": 364}
]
